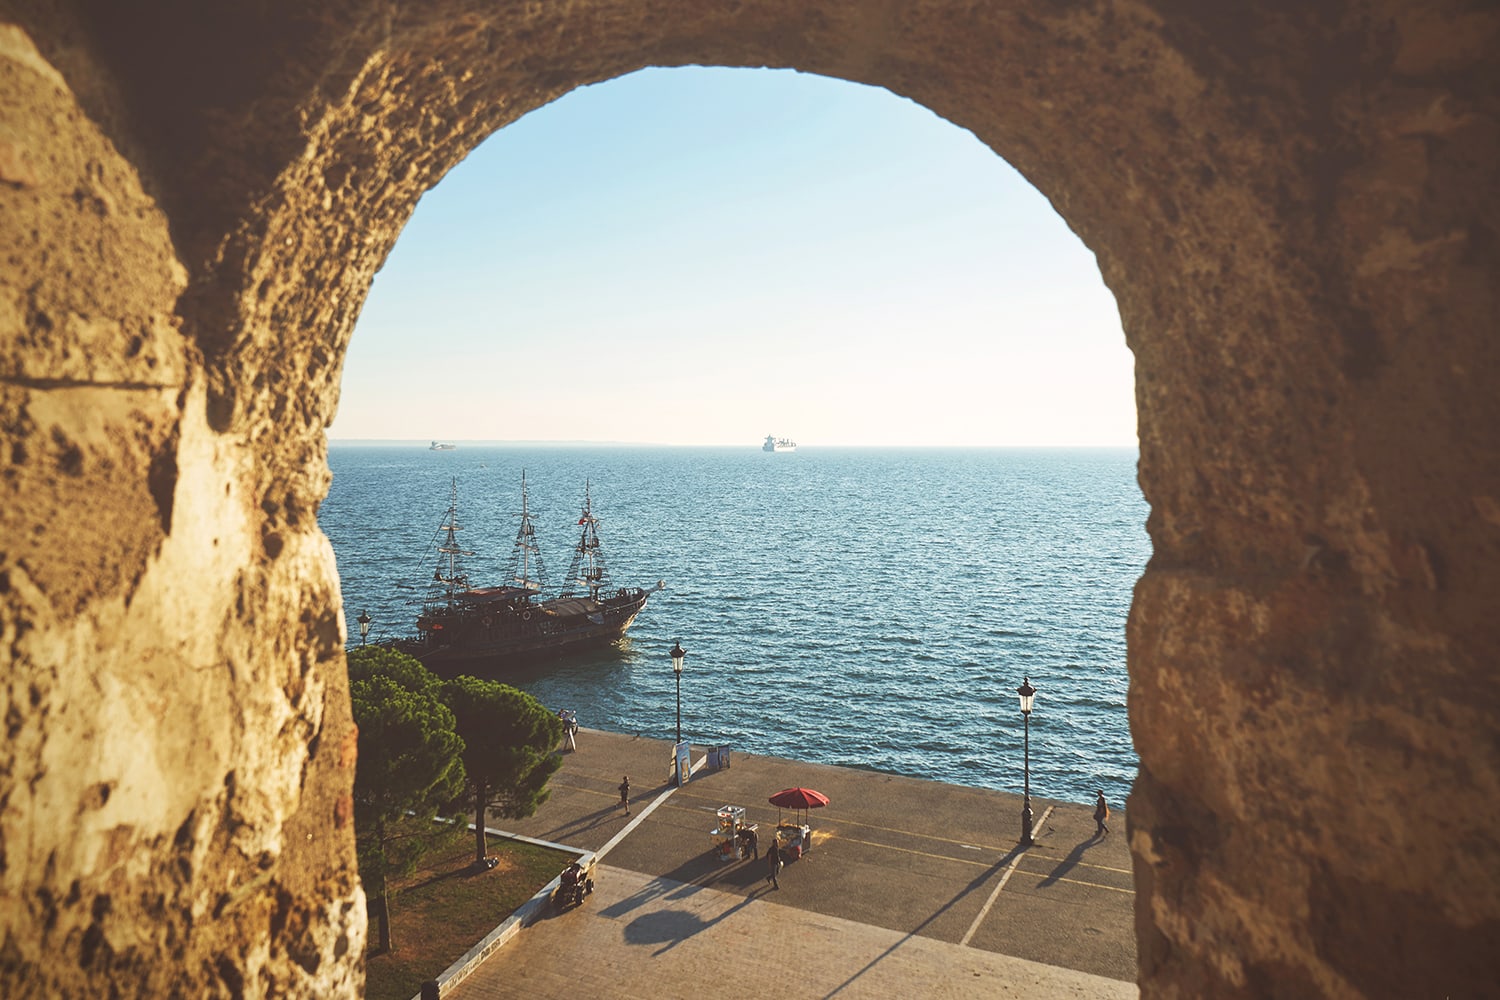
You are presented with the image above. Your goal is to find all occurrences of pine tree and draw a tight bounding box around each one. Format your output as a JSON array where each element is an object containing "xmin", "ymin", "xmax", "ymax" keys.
[
  {"xmin": 348, "ymin": 647, "xmax": 466, "ymax": 953},
  {"xmin": 442, "ymin": 675, "xmax": 564, "ymax": 865}
]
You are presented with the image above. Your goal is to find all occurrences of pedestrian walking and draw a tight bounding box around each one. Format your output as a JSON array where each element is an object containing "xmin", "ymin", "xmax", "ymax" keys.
[
  {"xmin": 1094, "ymin": 790, "xmax": 1111, "ymax": 837},
  {"xmin": 743, "ymin": 825, "xmax": 759, "ymax": 860},
  {"xmin": 765, "ymin": 840, "xmax": 782, "ymax": 890},
  {"xmin": 619, "ymin": 775, "xmax": 631, "ymax": 815}
]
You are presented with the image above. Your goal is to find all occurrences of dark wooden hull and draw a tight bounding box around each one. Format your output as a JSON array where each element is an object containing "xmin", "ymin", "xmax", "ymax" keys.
[{"xmin": 399, "ymin": 588, "xmax": 650, "ymax": 675}]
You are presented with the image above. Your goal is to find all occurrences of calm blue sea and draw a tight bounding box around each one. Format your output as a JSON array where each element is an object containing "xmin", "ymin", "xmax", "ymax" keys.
[{"xmin": 320, "ymin": 444, "xmax": 1147, "ymax": 806}]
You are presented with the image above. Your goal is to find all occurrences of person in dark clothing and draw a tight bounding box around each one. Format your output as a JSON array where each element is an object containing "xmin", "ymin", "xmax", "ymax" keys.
[
  {"xmin": 619, "ymin": 776, "xmax": 630, "ymax": 815},
  {"xmin": 740, "ymin": 826, "xmax": 759, "ymax": 859},
  {"xmin": 1094, "ymin": 790, "xmax": 1111, "ymax": 837},
  {"xmin": 765, "ymin": 840, "xmax": 782, "ymax": 890}
]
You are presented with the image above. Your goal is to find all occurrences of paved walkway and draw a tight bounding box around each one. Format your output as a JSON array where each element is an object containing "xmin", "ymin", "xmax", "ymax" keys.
[{"xmin": 447, "ymin": 729, "xmax": 1137, "ymax": 999}]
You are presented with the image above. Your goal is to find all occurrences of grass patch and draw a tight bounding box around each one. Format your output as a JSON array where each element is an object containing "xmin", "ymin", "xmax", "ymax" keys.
[{"xmin": 364, "ymin": 831, "xmax": 572, "ymax": 1000}]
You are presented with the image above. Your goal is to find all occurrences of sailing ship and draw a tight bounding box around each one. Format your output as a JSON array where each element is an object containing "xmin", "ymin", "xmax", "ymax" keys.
[
  {"xmin": 763, "ymin": 435, "xmax": 796, "ymax": 452},
  {"xmin": 399, "ymin": 475, "xmax": 660, "ymax": 672}
]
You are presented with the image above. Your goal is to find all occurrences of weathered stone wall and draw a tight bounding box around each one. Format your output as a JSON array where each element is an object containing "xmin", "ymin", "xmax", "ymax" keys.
[
  {"xmin": 0, "ymin": 5, "xmax": 366, "ymax": 996},
  {"xmin": 1, "ymin": 0, "xmax": 1495, "ymax": 996}
]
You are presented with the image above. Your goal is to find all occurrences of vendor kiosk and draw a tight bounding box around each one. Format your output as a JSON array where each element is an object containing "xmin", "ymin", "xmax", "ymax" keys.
[
  {"xmin": 775, "ymin": 821, "xmax": 812, "ymax": 859},
  {"xmin": 710, "ymin": 805, "xmax": 757, "ymax": 862}
]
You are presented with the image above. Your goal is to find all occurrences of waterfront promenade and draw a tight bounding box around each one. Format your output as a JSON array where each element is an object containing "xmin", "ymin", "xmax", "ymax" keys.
[{"xmin": 446, "ymin": 729, "xmax": 1137, "ymax": 999}]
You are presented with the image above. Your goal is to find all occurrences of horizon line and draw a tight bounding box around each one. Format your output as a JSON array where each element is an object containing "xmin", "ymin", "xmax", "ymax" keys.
[{"xmin": 326, "ymin": 437, "xmax": 1140, "ymax": 448}]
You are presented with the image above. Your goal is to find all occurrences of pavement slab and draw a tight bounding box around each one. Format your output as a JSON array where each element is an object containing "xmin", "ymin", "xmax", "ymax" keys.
[
  {"xmin": 447, "ymin": 729, "xmax": 1138, "ymax": 999},
  {"xmin": 449, "ymin": 866, "xmax": 1135, "ymax": 1000}
]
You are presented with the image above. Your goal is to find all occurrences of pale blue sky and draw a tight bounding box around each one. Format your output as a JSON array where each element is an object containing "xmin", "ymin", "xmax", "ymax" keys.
[{"xmin": 330, "ymin": 67, "xmax": 1135, "ymax": 446}]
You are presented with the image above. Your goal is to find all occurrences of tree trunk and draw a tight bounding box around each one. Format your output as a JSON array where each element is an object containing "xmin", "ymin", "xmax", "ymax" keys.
[
  {"xmin": 473, "ymin": 781, "xmax": 488, "ymax": 864},
  {"xmin": 375, "ymin": 891, "xmax": 392, "ymax": 954},
  {"xmin": 372, "ymin": 816, "xmax": 393, "ymax": 952}
]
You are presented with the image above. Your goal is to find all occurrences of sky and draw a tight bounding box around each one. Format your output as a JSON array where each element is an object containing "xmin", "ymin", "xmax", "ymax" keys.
[{"xmin": 329, "ymin": 67, "xmax": 1136, "ymax": 447}]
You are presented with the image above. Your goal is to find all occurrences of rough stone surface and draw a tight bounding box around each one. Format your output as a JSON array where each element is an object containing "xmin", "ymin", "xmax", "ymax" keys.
[{"xmin": 1, "ymin": 1, "xmax": 1496, "ymax": 997}]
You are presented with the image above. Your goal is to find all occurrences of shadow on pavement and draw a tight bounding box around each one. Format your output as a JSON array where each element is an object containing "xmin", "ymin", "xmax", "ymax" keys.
[
  {"xmin": 1036, "ymin": 835, "xmax": 1105, "ymax": 889},
  {"xmin": 601, "ymin": 852, "xmax": 776, "ymax": 920},
  {"xmin": 536, "ymin": 801, "xmax": 630, "ymax": 842},
  {"xmin": 622, "ymin": 889, "xmax": 763, "ymax": 956},
  {"xmin": 820, "ymin": 845, "xmax": 1027, "ymax": 998}
]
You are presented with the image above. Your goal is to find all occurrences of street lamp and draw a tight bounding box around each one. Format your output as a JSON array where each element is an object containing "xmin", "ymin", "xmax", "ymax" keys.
[
  {"xmin": 1017, "ymin": 676, "xmax": 1037, "ymax": 846},
  {"xmin": 357, "ymin": 610, "xmax": 372, "ymax": 646},
  {"xmin": 669, "ymin": 641, "xmax": 687, "ymax": 746}
]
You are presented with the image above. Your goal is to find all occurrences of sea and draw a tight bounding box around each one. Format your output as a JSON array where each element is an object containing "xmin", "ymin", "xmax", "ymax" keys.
[{"xmin": 320, "ymin": 444, "xmax": 1148, "ymax": 807}]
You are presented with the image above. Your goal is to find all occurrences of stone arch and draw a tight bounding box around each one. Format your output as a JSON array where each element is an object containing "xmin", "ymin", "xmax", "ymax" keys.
[{"xmin": 1, "ymin": 2, "xmax": 1495, "ymax": 997}]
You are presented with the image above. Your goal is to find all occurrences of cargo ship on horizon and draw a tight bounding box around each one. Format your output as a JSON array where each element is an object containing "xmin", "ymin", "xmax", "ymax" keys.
[{"xmin": 763, "ymin": 434, "xmax": 796, "ymax": 452}]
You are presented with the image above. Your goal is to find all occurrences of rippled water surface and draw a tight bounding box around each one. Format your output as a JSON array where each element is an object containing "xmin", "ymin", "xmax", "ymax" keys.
[{"xmin": 321, "ymin": 445, "xmax": 1148, "ymax": 805}]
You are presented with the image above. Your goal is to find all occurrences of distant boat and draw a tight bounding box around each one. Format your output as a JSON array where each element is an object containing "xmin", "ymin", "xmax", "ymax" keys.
[
  {"xmin": 429, "ymin": 441, "xmax": 457, "ymax": 451},
  {"xmin": 397, "ymin": 476, "xmax": 660, "ymax": 673},
  {"xmin": 763, "ymin": 435, "xmax": 796, "ymax": 452}
]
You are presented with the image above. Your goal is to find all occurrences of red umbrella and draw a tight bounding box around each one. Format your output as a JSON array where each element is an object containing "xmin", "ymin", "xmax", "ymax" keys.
[
  {"xmin": 769, "ymin": 787, "xmax": 829, "ymax": 810},
  {"xmin": 768, "ymin": 787, "xmax": 829, "ymax": 825}
]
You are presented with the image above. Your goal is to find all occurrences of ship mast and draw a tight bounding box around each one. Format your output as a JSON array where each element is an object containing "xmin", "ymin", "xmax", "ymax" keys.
[
  {"xmin": 427, "ymin": 477, "xmax": 473, "ymax": 610},
  {"xmin": 503, "ymin": 470, "xmax": 548, "ymax": 598},
  {"xmin": 561, "ymin": 480, "xmax": 611, "ymax": 601}
]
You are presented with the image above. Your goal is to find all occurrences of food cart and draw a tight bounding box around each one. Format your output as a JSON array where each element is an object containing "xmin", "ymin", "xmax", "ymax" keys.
[
  {"xmin": 775, "ymin": 821, "xmax": 812, "ymax": 859},
  {"xmin": 766, "ymin": 787, "xmax": 826, "ymax": 859},
  {"xmin": 710, "ymin": 805, "xmax": 757, "ymax": 862}
]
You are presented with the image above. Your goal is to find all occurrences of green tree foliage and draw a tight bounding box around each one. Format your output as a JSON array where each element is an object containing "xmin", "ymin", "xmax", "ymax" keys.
[
  {"xmin": 441, "ymin": 676, "xmax": 564, "ymax": 865},
  {"xmin": 348, "ymin": 646, "xmax": 467, "ymax": 953}
]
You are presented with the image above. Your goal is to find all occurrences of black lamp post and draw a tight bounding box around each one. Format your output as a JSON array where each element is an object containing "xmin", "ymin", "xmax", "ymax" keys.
[
  {"xmin": 1017, "ymin": 676, "xmax": 1037, "ymax": 846},
  {"xmin": 357, "ymin": 610, "xmax": 372, "ymax": 646},
  {"xmin": 669, "ymin": 641, "xmax": 687, "ymax": 746}
]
